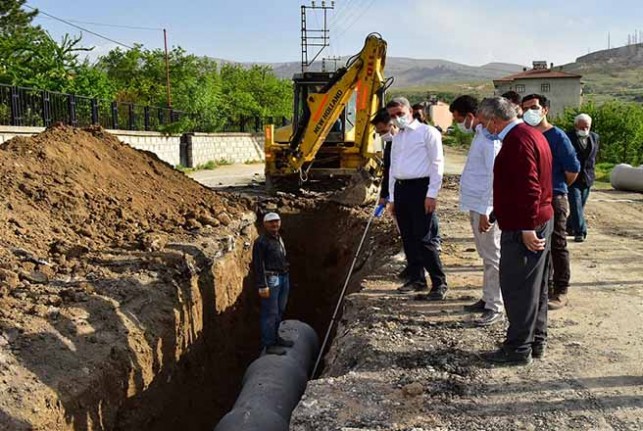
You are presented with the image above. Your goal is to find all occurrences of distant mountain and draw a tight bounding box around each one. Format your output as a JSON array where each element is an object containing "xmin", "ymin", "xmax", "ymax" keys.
[{"xmin": 211, "ymin": 57, "xmax": 525, "ymax": 88}]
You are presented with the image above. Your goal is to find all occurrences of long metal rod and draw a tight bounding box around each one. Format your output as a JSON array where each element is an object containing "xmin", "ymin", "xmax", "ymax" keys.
[{"xmin": 311, "ymin": 198, "xmax": 381, "ymax": 378}]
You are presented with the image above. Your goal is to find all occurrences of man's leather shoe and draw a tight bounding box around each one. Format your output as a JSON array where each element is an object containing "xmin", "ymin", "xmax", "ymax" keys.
[
  {"xmin": 277, "ymin": 337, "xmax": 294, "ymax": 348},
  {"xmin": 464, "ymin": 299, "xmax": 486, "ymax": 312},
  {"xmin": 265, "ymin": 345, "xmax": 287, "ymax": 355},
  {"xmin": 574, "ymin": 235, "xmax": 585, "ymax": 243},
  {"xmin": 475, "ymin": 310, "xmax": 503, "ymax": 327},
  {"xmin": 548, "ymin": 294, "xmax": 568, "ymax": 310},
  {"xmin": 427, "ymin": 285, "xmax": 448, "ymax": 301},
  {"xmin": 484, "ymin": 348, "xmax": 532, "ymax": 366}
]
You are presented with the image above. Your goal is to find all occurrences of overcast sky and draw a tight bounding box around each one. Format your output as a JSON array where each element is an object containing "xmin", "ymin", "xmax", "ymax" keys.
[{"xmin": 28, "ymin": 0, "xmax": 643, "ymax": 67}]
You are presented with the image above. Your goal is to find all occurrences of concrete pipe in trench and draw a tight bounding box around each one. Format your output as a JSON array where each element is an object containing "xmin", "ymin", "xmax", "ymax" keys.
[{"xmin": 214, "ymin": 320, "xmax": 320, "ymax": 431}]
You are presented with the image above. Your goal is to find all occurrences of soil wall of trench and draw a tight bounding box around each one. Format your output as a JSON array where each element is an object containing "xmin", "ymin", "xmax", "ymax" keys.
[{"xmin": 0, "ymin": 196, "xmax": 395, "ymax": 431}]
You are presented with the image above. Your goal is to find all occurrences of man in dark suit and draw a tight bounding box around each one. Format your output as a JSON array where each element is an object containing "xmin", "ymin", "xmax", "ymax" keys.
[
  {"xmin": 566, "ymin": 113, "xmax": 600, "ymax": 243},
  {"xmin": 478, "ymin": 97, "xmax": 554, "ymax": 365}
]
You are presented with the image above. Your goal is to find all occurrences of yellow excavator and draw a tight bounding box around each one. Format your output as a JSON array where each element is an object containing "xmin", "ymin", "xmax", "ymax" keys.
[{"xmin": 263, "ymin": 33, "xmax": 390, "ymax": 204}]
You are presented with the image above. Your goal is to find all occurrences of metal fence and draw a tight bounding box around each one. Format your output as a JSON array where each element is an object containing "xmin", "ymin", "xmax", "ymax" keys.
[{"xmin": 0, "ymin": 83, "xmax": 289, "ymax": 133}]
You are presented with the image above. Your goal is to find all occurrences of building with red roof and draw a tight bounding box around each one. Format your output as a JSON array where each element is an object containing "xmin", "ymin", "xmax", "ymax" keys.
[{"xmin": 493, "ymin": 61, "xmax": 583, "ymax": 117}]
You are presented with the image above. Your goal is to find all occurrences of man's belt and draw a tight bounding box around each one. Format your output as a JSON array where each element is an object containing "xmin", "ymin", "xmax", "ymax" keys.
[{"xmin": 396, "ymin": 177, "xmax": 430, "ymax": 185}]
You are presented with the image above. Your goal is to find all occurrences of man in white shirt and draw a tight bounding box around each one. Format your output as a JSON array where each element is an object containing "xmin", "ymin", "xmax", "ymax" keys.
[
  {"xmin": 450, "ymin": 95, "xmax": 504, "ymax": 326},
  {"xmin": 387, "ymin": 97, "xmax": 448, "ymax": 300}
]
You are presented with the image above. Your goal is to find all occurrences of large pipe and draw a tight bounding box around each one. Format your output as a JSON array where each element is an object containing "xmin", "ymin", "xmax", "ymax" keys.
[
  {"xmin": 611, "ymin": 164, "xmax": 643, "ymax": 192},
  {"xmin": 214, "ymin": 320, "xmax": 319, "ymax": 431}
]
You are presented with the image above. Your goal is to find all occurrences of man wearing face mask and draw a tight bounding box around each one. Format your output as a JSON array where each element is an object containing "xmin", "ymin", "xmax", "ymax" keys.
[
  {"xmin": 371, "ymin": 109, "xmax": 397, "ymax": 205},
  {"xmin": 450, "ymin": 95, "xmax": 504, "ymax": 326},
  {"xmin": 478, "ymin": 96, "xmax": 553, "ymax": 365},
  {"xmin": 521, "ymin": 94, "xmax": 580, "ymax": 311},
  {"xmin": 387, "ymin": 97, "xmax": 448, "ymax": 300},
  {"xmin": 566, "ymin": 113, "xmax": 599, "ymax": 243},
  {"xmin": 373, "ymin": 109, "xmax": 415, "ymax": 281}
]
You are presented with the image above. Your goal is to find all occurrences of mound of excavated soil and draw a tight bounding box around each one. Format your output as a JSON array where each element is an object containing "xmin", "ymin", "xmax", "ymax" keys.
[
  {"xmin": 0, "ymin": 125, "xmax": 248, "ymax": 290},
  {"xmin": 0, "ymin": 126, "xmax": 264, "ymax": 430}
]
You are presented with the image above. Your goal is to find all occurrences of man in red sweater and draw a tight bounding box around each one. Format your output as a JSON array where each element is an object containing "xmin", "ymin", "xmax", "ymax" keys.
[{"xmin": 478, "ymin": 97, "xmax": 554, "ymax": 365}]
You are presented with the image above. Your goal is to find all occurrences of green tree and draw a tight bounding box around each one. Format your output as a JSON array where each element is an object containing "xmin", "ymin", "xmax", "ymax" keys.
[{"xmin": 0, "ymin": 0, "xmax": 37, "ymax": 36}]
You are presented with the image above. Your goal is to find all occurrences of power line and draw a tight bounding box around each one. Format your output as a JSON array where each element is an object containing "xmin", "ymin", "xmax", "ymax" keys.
[
  {"xmin": 40, "ymin": 16, "xmax": 162, "ymax": 32},
  {"xmin": 334, "ymin": 0, "xmax": 376, "ymax": 41},
  {"xmin": 25, "ymin": 4, "xmax": 135, "ymax": 49}
]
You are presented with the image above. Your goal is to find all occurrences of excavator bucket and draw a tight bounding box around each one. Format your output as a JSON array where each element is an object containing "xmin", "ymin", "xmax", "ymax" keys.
[{"xmin": 329, "ymin": 169, "xmax": 380, "ymax": 206}]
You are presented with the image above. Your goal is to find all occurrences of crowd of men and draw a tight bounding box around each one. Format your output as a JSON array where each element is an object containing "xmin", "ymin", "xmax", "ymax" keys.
[
  {"xmin": 370, "ymin": 93, "xmax": 599, "ymax": 365},
  {"xmin": 251, "ymin": 92, "xmax": 599, "ymax": 364}
]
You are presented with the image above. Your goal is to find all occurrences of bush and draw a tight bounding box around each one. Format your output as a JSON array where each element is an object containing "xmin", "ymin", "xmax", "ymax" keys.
[{"xmin": 442, "ymin": 127, "xmax": 474, "ymax": 148}]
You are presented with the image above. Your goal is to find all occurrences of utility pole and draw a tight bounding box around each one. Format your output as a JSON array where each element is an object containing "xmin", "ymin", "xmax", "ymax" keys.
[
  {"xmin": 322, "ymin": 55, "xmax": 341, "ymax": 72},
  {"xmin": 608, "ymin": 32, "xmax": 611, "ymax": 49},
  {"xmin": 300, "ymin": 1, "xmax": 335, "ymax": 72},
  {"xmin": 164, "ymin": 28, "xmax": 172, "ymax": 108}
]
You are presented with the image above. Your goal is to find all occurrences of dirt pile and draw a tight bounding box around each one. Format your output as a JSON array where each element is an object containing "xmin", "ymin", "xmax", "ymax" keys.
[
  {"xmin": 0, "ymin": 125, "xmax": 248, "ymax": 289},
  {"xmin": 0, "ymin": 126, "xmax": 264, "ymax": 431}
]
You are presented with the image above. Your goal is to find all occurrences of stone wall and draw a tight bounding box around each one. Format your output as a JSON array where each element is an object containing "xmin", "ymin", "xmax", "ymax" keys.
[
  {"xmin": 0, "ymin": 127, "xmax": 265, "ymax": 168},
  {"xmin": 187, "ymin": 133, "xmax": 264, "ymax": 167},
  {"xmin": 111, "ymin": 130, "xmax": 181, "ymax": 166}
]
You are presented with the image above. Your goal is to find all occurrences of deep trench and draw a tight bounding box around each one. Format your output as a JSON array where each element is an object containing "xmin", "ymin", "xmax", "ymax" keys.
[{"xmin": 115, "ymin": 200, "xmax": 391, "ymax": 431}]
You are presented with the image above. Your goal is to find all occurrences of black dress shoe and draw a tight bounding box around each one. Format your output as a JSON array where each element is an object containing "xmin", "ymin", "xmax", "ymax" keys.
[
  {"xmin": 464, "ymin": 299, "xmax": 486, "ymax": 312},
  {"xmin": 277, "ymin": 337, "xmax": 295, "ymax": 348},
  {"xmin": 427, "ymin": 285, "xmax": 448, "ymax": 301},
  {"xmin": 483, "ymin": 348, "xmax": 532, "ymax": 366},
  {"xmin": 475, "ymin": 310, "xmax": 503, "ymax": 327},
  {"xmin": 532, "ymin": 343, "xmax": 546, "ymax": 359}
]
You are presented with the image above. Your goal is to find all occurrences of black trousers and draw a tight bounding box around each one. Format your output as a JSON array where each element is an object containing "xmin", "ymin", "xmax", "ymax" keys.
[
  {"xmin": 394, "ymin": 178, "xmax": 447, "ymax": 288},
  {"xmin": 548, "ymin": 195, "xmax": 571, "ymax": 295},
  {"xmin": 500, "ymin": 219, "xmax": 553, "ymax": 355}
]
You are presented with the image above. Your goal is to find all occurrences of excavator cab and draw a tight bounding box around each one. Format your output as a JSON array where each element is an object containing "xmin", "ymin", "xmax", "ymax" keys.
[{"xmin": 292, "ymin": 72, "xmax": 356, "ymax": 149}]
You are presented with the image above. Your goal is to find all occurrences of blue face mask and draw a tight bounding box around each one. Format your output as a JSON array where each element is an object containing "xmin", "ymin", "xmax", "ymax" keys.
[{"xmin": 482, "ymin": 128, "xmax": 498, "ymax": 141}]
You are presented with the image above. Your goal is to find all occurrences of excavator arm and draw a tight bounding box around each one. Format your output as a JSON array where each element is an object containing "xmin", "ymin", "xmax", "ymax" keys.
[{"xmin": 268, "ymin": 33, "xmax": 388, "ymax": 176}]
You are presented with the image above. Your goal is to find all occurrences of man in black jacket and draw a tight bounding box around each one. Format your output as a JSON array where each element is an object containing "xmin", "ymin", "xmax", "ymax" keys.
[
  {"xmin": 566, "ymin": 114, "xmax": 600, "ymax": 243},
  {"xmin": 371, "ymin": 109, "xmax": 395, "ymax": 205},
  {"xmin": 253, "ymin": 212, "xmax": 293, "ymax": 355}
]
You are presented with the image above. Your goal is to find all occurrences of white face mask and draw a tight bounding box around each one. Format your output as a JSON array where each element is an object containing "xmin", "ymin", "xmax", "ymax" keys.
[
  {"xmin": 456, "ymin": 116, "xmax": 474, "ymax": 134},
  {"xmin": 393, "ymin": 115, "xmax": 411, "ymax": 129},
  {"xmin": 576, "ymin": 129, "xmax": 590, "ymax": 138},
  {"xmin": 523, "ymin": 108, "xmax": 544, "ymax": 127}
]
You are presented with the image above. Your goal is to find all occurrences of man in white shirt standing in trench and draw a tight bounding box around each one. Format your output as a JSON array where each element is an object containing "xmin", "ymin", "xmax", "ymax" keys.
[
  {"xmin": 450, "ymin": 95, "xmax": 504, "ymax": 326},
  {"xmin": 386, "ymin": 97, "xmax": 448, "ymax": 300}
]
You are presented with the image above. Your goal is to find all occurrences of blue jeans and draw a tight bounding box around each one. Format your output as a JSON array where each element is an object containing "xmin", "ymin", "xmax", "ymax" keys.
[
  {"xmin": 260, "ymin": 273, "xmax": 290, "ymax": 348},
  {"xmin": 567, "ymin": 185, "xmax": 591, "ymax": 237}
]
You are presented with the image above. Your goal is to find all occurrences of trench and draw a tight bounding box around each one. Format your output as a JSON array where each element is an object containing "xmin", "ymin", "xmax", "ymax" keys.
[{"xmin": 112, "ymin": 199, "xmax": 393, "ymax": 430}]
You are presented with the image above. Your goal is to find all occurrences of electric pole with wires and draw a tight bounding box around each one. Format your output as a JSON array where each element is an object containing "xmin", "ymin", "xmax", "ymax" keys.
[{"xmin": 300, "ymin": 1, "xmax": 335, "ymax": 72}]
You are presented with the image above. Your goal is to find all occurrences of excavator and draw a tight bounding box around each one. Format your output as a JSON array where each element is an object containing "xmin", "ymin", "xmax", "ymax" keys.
[{"xmin": 263, "ymin": 33, "xmax": 390, "ymax": 204}]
